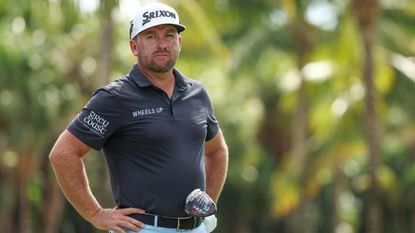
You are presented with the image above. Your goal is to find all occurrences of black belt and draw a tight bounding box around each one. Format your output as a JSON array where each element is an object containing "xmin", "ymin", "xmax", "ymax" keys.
[{"xmin": 130, "ymin": 213, "xmax": 204, "ymax": 230}]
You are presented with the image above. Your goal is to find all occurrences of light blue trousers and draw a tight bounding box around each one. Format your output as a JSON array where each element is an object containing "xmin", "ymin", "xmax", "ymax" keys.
[
  {"xmin": 122, "ymin": 223, "xmax": 206, "ymax": 233},
  {"xmin": 110, "ymin": 221, "xmax": 207, "ymax": 233}
]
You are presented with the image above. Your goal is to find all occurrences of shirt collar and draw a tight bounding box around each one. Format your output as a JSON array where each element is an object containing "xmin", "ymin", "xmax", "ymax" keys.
[{"xmin": 128, "ymin": 63, "xmax": 191, "ymax": 91}]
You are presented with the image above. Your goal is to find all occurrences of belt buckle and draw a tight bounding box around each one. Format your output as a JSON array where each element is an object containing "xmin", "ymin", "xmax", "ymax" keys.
[
  {"xmin": 176, "ymin": 218, "xmax": 184, "ymax": 232},
  {"xmin": 176, "ymin": 217, "xmax": 196, "ymax": 231}
]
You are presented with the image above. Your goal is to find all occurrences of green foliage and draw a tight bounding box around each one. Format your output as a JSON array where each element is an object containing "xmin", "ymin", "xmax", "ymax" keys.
[{"xmin": 1, "ymin": 0, "xmax": 415, "ymax": 232}]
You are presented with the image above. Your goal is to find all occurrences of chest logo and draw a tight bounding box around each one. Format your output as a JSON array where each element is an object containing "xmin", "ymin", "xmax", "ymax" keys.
[{"xmin": 132, "ymin": 107, "xmax": 164, "ymax": 117}]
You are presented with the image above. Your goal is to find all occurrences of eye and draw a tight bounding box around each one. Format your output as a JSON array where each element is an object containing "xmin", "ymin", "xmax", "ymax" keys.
[
  {"xmin": 145, "ymin": 33, "xmax": 156, "ymax": 39},
  {"xmin": 165, "ymin": 33, "xmax": 177, "ymax": 39}
]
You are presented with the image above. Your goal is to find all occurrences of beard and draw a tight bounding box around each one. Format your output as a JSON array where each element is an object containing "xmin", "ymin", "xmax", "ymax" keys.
[
  {"xmin": 148, "ymin": 59, "xmax": 176, "ymax": 73},
  {"xmin": 139, "ymin": 51, "xmax": 178, "ymax": 73}
]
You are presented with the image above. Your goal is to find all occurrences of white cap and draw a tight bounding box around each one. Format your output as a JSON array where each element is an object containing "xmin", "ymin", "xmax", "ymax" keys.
[{"xmin": 130, "ymin": 2, "xmax": 186, "ymax": 39}]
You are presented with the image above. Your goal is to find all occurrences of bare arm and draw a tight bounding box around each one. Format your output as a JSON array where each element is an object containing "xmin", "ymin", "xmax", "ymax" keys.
[
  {"xmin": 204, "ymin": 129, "xmax": 229, "ymax": 203},
  {"xmin": 49, "ymin": 130, "xmax": 144, "ymax": 233}
]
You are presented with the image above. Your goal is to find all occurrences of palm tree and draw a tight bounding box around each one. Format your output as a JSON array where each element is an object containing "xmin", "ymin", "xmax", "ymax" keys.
[
  {"xmin": 223, "ymin": 0, "xmax": 326, "ymax": 231},
  {"xmin": 351, "ymin": 0, "xmax": 381, "ymax": 232}
]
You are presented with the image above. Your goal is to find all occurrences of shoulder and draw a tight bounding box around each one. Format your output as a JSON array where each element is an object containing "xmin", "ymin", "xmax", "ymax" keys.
[
  {"xmin": 86, "ymin": 76, "xmax": 133, "ymax": 110},
  {"xmin": 91, "ymin": 76, "xmax": 140, "ymax": 102},
  {"xmin": 187, "ymin": 78, "xmax": 204, "ymax": 89},
  {"xmin": 95, "ymin": 76, "xmax": 131, "ymax": 95},
  {"xmin": 174, "ymin": 69, "xmax": 207, "ymax": 94}
]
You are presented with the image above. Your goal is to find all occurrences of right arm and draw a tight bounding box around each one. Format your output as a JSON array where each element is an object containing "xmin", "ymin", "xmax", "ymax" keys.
[{"xmin": 49, "ymin": 130, "xmax": 144, "ymax": 233}]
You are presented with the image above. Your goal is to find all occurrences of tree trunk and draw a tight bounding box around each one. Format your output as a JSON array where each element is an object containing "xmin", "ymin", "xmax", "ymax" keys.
[
  {"xmin": 362, "ymin": 22, "xmax": 382, "ymax": 233},
  {"xmin": 291, "ymin": 76, "xmax": 313, "ymax": 233},
  {"xmin": 292, "ymin": 77, "xmax": 308, "ymax": 177},
  {"xmin": 40, "ymin": 152, "xmax": 65, "ymax": 233},
  {"xmin": 40, "ymin": 178, "xmax": 65, "ymax": 233},
  {"xmin": 94, "ymin": 0, "xmax": 116, "ymax": 208},
  {"xmin": 16, "ymin": 152, "xmax": 35, "ymax": 233},
  {"xmin": 331, "ymin": 162, "xmax": 343, "ymax": 233},
  {"xmin": 351, "ymin": 0, "xmax": 381, "ymax": 232},
  {"xmin": 288, "ymin": 24, "xmax": 313, "ymax": 233},
  {"xmin": 96, "ymin": 1, "xmax": 115, "ymax": 87},
  {"xmin": 0, "ymin": 164, "xmax": 15, "ymax": 233}
]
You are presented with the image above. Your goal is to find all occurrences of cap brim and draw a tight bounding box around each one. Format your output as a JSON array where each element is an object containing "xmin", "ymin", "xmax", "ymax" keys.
[
  {"xmin": 174, "ymin": 24, "xmax": 186, "ymax": 33},
  {"xmin": 131, "ymin": 23, "xmax": 186, "ymax": 39}
]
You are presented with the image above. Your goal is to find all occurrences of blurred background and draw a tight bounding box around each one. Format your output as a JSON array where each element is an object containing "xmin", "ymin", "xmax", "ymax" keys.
[{"xmin": 1, "ymin": 0, "xmax": 415, "ymax": 232}]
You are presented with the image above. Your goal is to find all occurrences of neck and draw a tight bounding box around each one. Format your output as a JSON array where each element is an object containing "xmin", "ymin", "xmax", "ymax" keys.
[{"xmin": 139, "ymin": 64, "xmax": 175, "ymax": 97}]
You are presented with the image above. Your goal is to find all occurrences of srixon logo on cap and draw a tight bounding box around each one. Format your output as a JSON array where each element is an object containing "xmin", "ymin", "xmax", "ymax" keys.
[{"xmin": 142, "ymin": 10, "xmax": 177, "ymax": 26}]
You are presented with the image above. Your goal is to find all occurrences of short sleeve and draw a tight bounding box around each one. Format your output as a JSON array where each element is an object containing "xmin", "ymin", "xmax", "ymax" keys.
[
  {"xmin": 67, "ymin": 89, "xmax": 124, "ymax": 150},
  {"xmin": 202, "ymin": 87, "xmax": 219, "ymax": 141}
]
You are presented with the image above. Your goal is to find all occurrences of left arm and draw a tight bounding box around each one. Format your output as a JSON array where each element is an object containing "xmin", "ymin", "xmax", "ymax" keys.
[{"xmin": 204, "ymin": 129, "xmax": 229, "ymax": 203}]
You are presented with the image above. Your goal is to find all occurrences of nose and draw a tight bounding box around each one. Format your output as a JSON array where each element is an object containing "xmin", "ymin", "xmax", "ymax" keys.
[{"xmin": 156, "ymin": 37, "xmax": 169, "ymax": 49}]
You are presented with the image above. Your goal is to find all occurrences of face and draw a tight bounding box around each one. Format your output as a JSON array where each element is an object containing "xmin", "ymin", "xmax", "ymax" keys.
[{"xmin": 130, "ymin": 25, "xmax": 182, "ymax": 73}]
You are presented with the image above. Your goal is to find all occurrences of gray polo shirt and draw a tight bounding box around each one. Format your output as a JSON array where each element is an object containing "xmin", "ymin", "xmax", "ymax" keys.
[{"xmin": 67, "ymin": 63, "xmax": 219, "ymax": 217}]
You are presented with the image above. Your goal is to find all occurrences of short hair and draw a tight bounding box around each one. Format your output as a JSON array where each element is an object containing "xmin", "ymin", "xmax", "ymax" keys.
[{"xmin": 129, "ymin": 20, "xmax": 136, "ymax": 40}]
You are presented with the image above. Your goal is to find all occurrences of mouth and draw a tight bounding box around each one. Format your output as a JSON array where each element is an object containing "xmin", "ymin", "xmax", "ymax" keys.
[
  {"xmin": 153, "ymin": 53, "xmax": 170, "ymax": 58},
  {"xmin": 153, "ymin": 50, "xmax": 170, "ymax": 56},
  {"xmin": 152, "ymin": 53, "xmax": 171, "ymax": 65}
]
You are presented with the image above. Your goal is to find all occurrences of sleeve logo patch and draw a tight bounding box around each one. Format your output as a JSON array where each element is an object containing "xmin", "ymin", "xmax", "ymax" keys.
[
  {"xmin": 82, "ymin": 111, "xmax": 109, "ymax": 136},
  {"xmin": 132, "ymin": 107, "xmax": 164, "ymax": 118}
]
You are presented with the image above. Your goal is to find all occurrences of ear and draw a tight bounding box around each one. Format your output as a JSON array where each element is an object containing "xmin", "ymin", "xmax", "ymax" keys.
[
  {"xmin": 129, "ymin": 39, "xmax": 139, "ymax": 56},
  {"xmin": 178, "ymin": 35, "xmax": 182, "ymax": 52}
]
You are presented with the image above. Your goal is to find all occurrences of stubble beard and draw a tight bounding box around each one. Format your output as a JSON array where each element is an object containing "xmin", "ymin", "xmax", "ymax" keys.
[
  {"xmin": 139, "ymin": 53, "xmax": 177, "ymax": 73},
  {"xmin": 149, "ymin": 59, "xmax": 176, "ymax": 73}
]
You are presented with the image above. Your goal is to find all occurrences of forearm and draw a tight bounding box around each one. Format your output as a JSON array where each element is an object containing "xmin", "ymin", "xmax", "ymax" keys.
[
  {"xmin": 49, "ymin": 134, "xmax": 101, "ymax": 223},
  {"xmin": 51, "ymin": 153, "xmax": 101, "ymax": 221},
  {"xmin": 205, "ymin": 146, "xmax": 228, "ymax": 203}
]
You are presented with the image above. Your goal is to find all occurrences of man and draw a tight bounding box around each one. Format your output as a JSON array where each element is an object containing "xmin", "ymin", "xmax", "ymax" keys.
[{"xmin": 49, "ymin": 2, "xmax": 228, "ymax": 233}]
